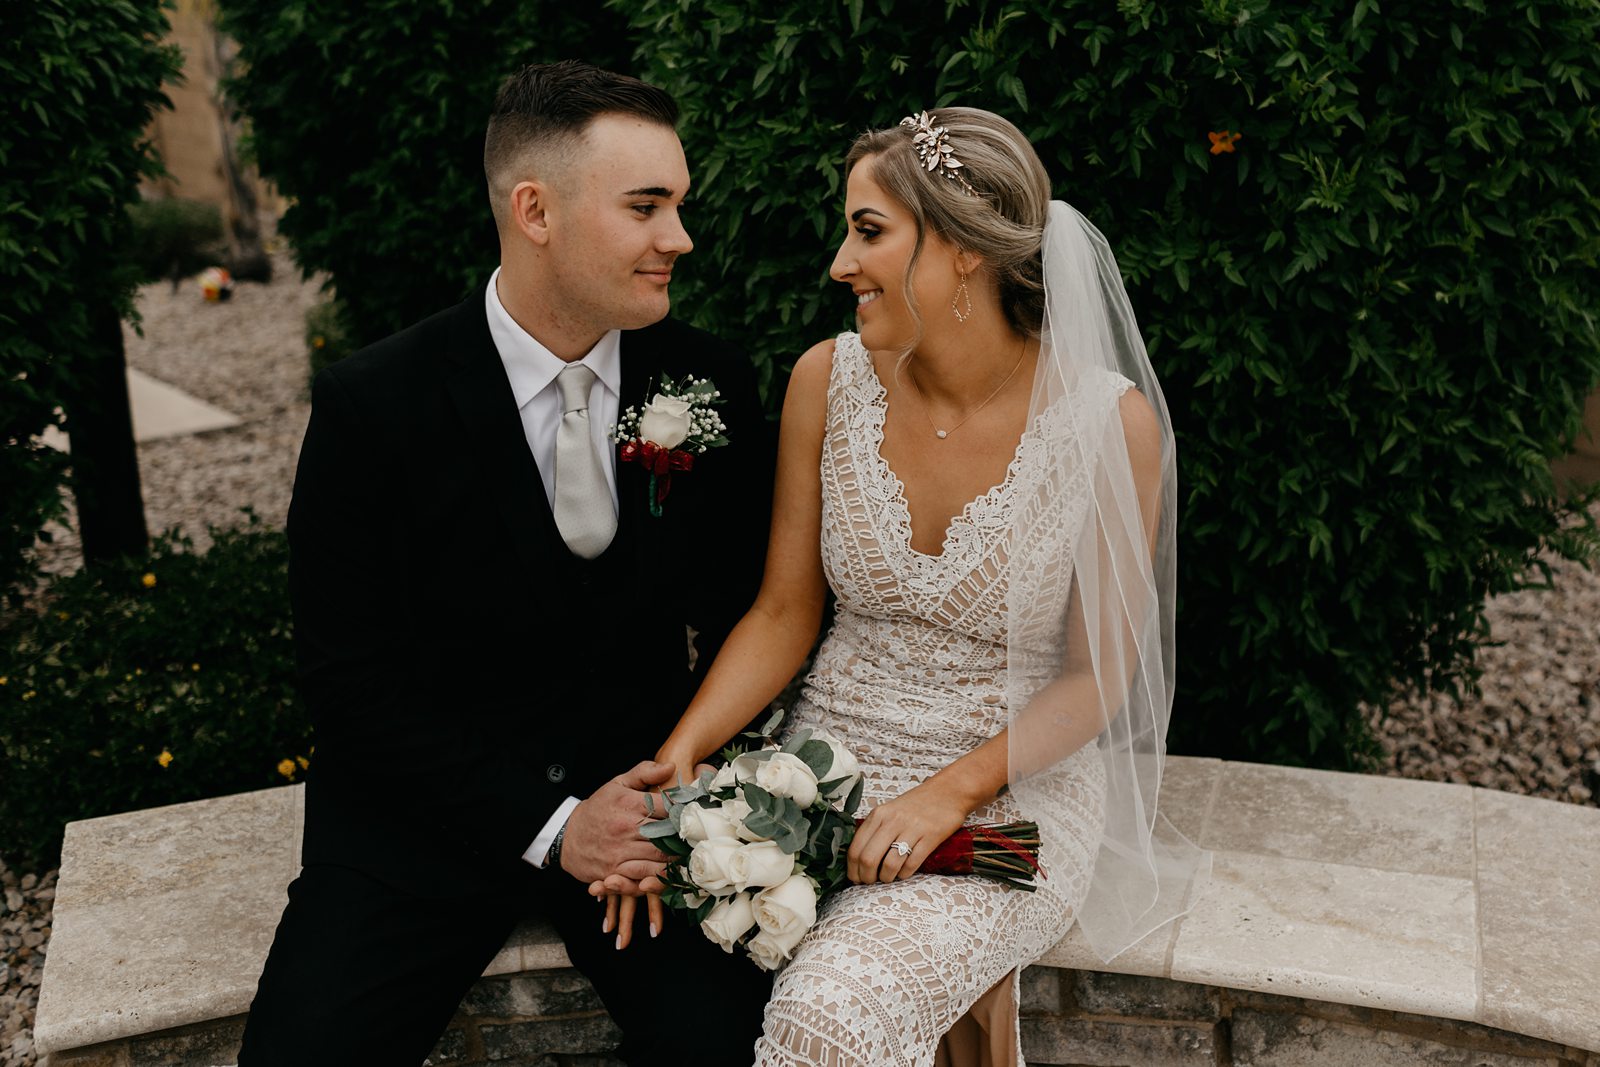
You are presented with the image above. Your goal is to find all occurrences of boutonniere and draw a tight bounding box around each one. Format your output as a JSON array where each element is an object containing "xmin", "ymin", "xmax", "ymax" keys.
[{"xmin": 610, "ymin": 374, "xmax": 729, "ymax": 517}]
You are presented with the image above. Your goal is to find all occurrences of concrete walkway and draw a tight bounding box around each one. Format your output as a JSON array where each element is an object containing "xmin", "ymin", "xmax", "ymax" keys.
[{"xmin": 40, "ymin": 368, "xmax": 241, "ymax": 451}]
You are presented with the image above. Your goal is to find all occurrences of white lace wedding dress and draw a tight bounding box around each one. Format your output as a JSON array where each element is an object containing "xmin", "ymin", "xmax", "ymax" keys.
[{"xmin": 753, "ymin": 332, "xmax": 1120, "ymax": 1066}]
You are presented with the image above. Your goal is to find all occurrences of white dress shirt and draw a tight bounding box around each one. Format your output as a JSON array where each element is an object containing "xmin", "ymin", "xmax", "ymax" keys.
[{"xmin": 484, "ymin": 267, "xmax": 620, "ymax": 868}]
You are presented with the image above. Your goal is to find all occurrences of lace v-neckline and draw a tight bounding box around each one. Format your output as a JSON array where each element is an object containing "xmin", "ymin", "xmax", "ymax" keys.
[{"xmin": 851, "ymin": 337, "xmax": 1032, "ymax": 562}]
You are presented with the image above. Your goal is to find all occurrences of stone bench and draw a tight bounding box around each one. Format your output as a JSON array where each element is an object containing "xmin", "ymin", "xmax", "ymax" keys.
[{"xmin": 33, "ymin": 757, "xmax": 1600, "ymax": 1066}]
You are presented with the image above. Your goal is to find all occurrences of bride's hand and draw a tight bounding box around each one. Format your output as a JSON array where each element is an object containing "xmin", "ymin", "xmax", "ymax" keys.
[
  {"xmin": 847, "ymin": 779, "xmax": 972, "ymax": 885},
  {"xmin": 589, "ymin": 881, "xmax": 666, "ymax": 949},
  {"xmin": 651, "ymin": 752, "xmax": 717, "ymax": 809}
]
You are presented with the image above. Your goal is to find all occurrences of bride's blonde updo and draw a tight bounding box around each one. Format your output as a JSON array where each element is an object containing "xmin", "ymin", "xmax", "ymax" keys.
[{"xmin": 845, "ymin": 107, "xmax": 1051, "ymax": 339}]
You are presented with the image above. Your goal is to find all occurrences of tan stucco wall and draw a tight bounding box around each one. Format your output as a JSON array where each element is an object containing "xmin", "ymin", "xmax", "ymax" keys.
[{"xmin": 143, "ymin": 0, "xmax": 280, "ymax": 218}]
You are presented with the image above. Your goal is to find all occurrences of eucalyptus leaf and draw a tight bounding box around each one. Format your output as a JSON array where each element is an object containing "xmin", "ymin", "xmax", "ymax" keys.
[
  {"xmin": 844, "ymin": 775, "xmax": 865, "ymax": 817},
  {"xmin": 780, "ymin": 728, "xmax": 811, "ymax": 756},
  {"xmin": 640, "ymin": 818, "xmax": 679, "ymax": 840},
  {"xmin": 796, "ymin": 739, "xmax": 834, "ymax": 780}
]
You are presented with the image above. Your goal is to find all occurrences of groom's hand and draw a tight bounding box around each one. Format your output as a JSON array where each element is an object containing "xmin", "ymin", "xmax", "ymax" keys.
[{"xmin": 558, "ymin": 760, "xmax": 678, "ymax": 885}]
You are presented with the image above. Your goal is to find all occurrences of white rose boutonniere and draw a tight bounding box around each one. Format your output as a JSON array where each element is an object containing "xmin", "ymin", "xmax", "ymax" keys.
[
  {"xmin": 610, "ymin": 374, "xmax": 729, "ymax": 517},
  {"xmin": 638, "ymin": 393, "xmax": 694, "ymax": 449}
]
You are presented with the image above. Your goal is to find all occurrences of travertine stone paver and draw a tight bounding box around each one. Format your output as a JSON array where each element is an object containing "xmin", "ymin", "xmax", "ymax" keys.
[
  {"xmin": 1154, "ymin": 755, "xmax": 1224, "ymax": 844},
  {"xmin": 1170, "ymin": 850, "xmax": 1478, "ymax": 1019},
  {"xmin": 1204, "ymin": 762, "xmax": 1476, "ymax": 879},
  {"xmin": 1037, "ymin": 757, "xmax": 1218, "ymax": 977},
  {"xmin": 1476, "ymin": 788, "xmax": 1600, "ymax": 1052},
  {"xmin": 33, "ymin": 787, "xmax": 296, "ymax": 1055}
]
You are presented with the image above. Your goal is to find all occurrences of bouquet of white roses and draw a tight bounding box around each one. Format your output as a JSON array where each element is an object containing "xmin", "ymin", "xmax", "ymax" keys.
[
  {"xmin": 644, "ymin": 709, "xmax": 865, "ymax": 971},
  {"xmin": 646, "ymin": 710, "xmax": 1045, "ymax": 971}
]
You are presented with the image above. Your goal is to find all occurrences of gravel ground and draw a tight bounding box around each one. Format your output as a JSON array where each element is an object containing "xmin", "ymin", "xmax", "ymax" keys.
[
  {"xmin": 3, "ymin": 257, "xmax": 1598, "ymax": 1065},
  {"xmin": 34, "ymin": 246, "xmax": 322, "ymax": 578},
  {"xmin": 1368, "ymin": 543, "xmax": 1600, "ymax": 805},
  {"xmin": 0, "ymin": 865, "xmax": 53, "ymax": 1067}
]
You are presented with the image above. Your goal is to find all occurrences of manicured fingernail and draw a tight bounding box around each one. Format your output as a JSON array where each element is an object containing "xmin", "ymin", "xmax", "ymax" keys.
[
  {"xmin": 602, "ymin": 917, "xmax": 611, "ymax": 934},
  {"xmin": 615, "ymin": 934, "xmax": 623, "ymax": 950},
  {"xmin": 650, "ymin": 923, "xmax": 659, "ymax": 939}
]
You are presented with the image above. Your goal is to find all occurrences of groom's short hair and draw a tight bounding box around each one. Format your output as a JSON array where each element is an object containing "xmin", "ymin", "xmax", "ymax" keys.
[{"xmin": 485, "ymin": 61, "xmax": 679, "ymax": 228}]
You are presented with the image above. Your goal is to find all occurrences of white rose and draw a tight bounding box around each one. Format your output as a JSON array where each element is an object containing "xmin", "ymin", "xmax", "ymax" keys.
[
  {"xmin": 719, "ymin": 797, "xmax": 763, "ymax": 841},
  {"xmin": 639, "ymin": 393, "xmax": 693, "ymax": 449},
  {"xmin": 687, "ymin": 836, "xmax": 743, "ymax": 895},
  {"xmin": 709, "ymin": 763, "xmax": 740, "ymax": 790},
  {"xmin": 728, "ymin": 840, "xmax": 796, "ymax": 891},
  {"xmin": 811, "ymin": 729, "xmax": 862, "ymax": 802},
  {"xmin": 754, "ymin": 874, "xmax": 818, "ymax": 940},
  {"xmin": 747, "ymin": 925, "xmax": 807, "ymax": 971},
  {"xmin": 754, "ymin": 751, "xmax": 820, "ymax": 807},
  {"xmin": 700, "ymin": 892, "xmax": 757, "ymax": 953},
  {"xmin": 679, "ymin": 802, "xmax": 743, "ymax": 845},
  {"xmin": 729, "ymin": 751, "xmax": 768, "ymax": 784}
]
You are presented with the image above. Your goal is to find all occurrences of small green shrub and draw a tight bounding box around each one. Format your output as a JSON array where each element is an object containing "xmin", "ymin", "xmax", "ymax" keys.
[
  {"xmin": 217, "ymin": 0, "xmax": 632, "ymax": 348},
  {"xmin": 126, "ymin": 197, "xmax": 225, "ymax": 283},
  {"xmin": 0, "ymin": 518, "xmax": 309, "ymax": 868},
  {"xmin": 0, "ymin": 0, "xmax": 181, "ymax": 605},
  {"xmin": 304, "ymin": 296, "xmax": 352, "ymax": 378}
]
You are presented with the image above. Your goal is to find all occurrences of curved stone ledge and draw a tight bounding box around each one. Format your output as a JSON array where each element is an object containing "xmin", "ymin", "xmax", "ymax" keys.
[{"xmin": 32, "ymin": 757, "xmax": 1600, "ymax": 1062}]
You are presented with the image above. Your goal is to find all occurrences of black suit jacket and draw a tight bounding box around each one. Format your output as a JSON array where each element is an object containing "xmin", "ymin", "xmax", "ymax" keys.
[{"xmin": 288, "ymin": 283, "xmax": 775, "ymax": 896}]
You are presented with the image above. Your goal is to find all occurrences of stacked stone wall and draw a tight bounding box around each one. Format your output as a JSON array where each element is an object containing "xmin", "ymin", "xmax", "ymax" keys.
[{"xmin": 43, "ymin": 966, "xmax": 1600, "ymax": 1067}]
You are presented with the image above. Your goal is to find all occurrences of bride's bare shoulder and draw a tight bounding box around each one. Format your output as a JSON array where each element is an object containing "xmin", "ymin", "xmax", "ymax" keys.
[{"xmin": 784, "ymin": 336, "xmax": 839, "ymax": 406}]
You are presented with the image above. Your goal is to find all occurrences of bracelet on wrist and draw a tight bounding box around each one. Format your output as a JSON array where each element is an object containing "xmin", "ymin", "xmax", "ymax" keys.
[{"xmin": 547, "ymin": 821, "xmax": 567, "ymax": 871}]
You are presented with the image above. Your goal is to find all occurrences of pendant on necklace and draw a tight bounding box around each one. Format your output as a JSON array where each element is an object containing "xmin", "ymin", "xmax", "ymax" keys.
[{"xmin": 935, "ymin": 429, "xmax": 948, "ymax": 439}]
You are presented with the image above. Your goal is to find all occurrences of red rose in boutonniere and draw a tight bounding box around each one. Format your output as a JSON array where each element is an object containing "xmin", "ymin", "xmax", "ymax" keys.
[{"xmin": 610, "ymin": 374, "xmax": 729, "ymax": 517}]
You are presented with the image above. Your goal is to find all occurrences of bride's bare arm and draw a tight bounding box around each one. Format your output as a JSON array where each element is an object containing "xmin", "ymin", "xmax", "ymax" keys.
[{"xmin": 653, "ymin": 338, "xmax": 834, "ymax": 777}]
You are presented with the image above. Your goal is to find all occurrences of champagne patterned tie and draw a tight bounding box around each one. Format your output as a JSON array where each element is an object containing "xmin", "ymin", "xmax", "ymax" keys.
[{"xmin": 552, "ymin": 364, "xmax": 616, "ymax": 559}]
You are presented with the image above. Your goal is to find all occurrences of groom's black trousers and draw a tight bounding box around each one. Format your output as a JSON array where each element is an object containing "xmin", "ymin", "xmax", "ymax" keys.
[{"xmin": 238, "ymin": 862, "xmax": 771, "ymax": 1066}]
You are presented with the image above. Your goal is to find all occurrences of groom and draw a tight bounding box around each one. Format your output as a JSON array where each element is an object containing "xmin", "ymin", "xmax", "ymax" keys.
[{"xmin": 238, "ymin": 62, "xmax": 775, "ymax": 1065}]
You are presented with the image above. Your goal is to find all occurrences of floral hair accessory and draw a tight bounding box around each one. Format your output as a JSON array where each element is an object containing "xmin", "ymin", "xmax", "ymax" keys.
[{"xmin": 899, "ymin": 110, "xmax": 978, "ymax": 198}]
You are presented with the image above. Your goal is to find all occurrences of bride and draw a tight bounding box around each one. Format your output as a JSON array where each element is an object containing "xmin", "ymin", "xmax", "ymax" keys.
[{"xmin": 635, "ymin": 107, "xmax": 1206, "ymax": 1065}]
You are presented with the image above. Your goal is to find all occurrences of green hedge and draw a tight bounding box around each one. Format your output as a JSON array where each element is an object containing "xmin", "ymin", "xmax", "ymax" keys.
[
  {"xmin": 0, "ymin": 520, "xmax": 309, "ymax": 869},
  {"xmin": 217, "ymin": 0, "xmax": 1600, "ymax": 768},
  {"xmin": 0, "ymin": 0, "xmax": 181, "ymax": 605},
  {"xmin": 628, "ymin": 0, "xmax": 1600, "ymax": 766},
  {"xmin": 216, "ymin": 0, "xmax": 632, "ymax": 349}
]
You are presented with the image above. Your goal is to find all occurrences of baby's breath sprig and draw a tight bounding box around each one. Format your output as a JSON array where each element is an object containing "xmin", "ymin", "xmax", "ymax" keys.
[{"xmin": 609, "ymin": 374, "xmax": 729, "ymax": 455}]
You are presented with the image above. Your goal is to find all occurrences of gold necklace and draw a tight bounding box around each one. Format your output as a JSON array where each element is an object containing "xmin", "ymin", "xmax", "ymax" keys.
[{"xmin": 906, "ymin": 338, "xmax": 1027, "ymax": 440}]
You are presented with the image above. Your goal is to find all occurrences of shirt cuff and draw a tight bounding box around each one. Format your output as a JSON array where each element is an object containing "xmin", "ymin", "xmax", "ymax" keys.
[{"xmin": 522, "ymin": 796, "xmax": 581, "ymax": 868}]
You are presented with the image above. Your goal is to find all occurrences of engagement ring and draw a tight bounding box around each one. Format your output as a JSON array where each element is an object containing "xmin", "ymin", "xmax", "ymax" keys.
[{"xmin": 891, "ymin": 840, "xmax": 913, "ymax": 857}]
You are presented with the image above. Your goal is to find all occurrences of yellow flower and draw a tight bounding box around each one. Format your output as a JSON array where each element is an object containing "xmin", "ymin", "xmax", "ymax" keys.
[
  {"xmin": 312, "ymin": 335, "xmax": 326, "ymax": 349},
  {"xmin": 277, "ymin": 758, "xmax": 297, "ymax": 779},
  {"xmin": 191, "ymin": 663, "xmax": 201, "ymax": 672},
  {"xmin": 142, "ymin": 573, "xmax": 157, "ymax": 588},
  {"xmin": 157, "ymin": 749, "xmax": 174, "ymax": 768},
  {"xmin": 0, "ymin": 676, "xmax": 7, "ymax": 686},
  {"xmin": 22, "ymin": 690, "xmax": 35, "ymax": 700}
]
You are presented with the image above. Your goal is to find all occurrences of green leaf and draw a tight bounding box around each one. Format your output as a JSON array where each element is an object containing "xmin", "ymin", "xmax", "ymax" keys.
[{"xmin": 796, "ymin": 738, "xmax": 834, "ymax": 779}]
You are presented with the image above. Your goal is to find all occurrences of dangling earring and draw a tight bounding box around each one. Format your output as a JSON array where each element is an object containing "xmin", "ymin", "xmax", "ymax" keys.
[{"xmin": 951, "ymin": 269, "xmax": 972, "ymax": 323}]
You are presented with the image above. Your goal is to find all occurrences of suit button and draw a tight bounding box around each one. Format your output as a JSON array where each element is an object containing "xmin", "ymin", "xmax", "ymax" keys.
[{"xmin": 546, "ymin": 764, "xmax": 566, "ymax": 784}]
